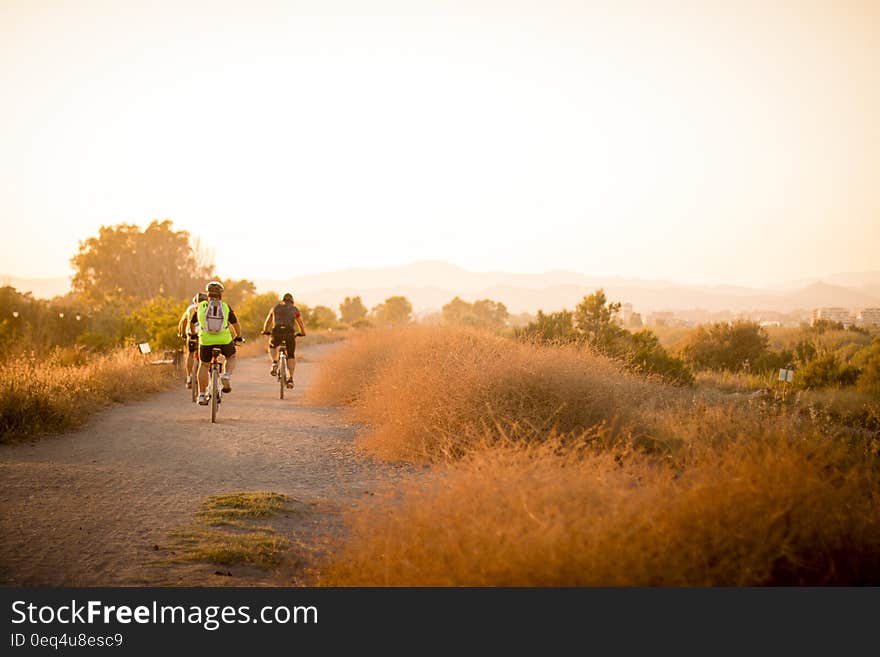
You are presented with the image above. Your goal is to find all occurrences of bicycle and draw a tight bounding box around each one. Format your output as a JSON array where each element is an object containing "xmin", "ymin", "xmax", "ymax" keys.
[
  {"xmin": 264, "ymin": 330, "xmax": 304, "ymax": 399},
  {"xmin": 205, "ymin": 347, "xmax": 224, "ymax": 423},
  {"xmin": 203, "ymin": 337, "xmax": 244, "ymax": 423}
]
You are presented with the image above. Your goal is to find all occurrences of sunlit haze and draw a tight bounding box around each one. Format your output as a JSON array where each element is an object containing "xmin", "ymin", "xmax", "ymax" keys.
[{"xmin": 1, "ymin": 0, "xmax": 877, "ymax": 287}]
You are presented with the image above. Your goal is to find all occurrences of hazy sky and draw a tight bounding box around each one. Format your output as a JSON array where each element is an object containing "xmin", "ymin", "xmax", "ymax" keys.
[{"xmin": 1, "ymin": 0, "xmax": 877, "ymax": 287}]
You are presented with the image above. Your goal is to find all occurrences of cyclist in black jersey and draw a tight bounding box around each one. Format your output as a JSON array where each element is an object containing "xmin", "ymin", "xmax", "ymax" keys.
[{"xmin": 261, "ymin": 292, "xmax": 307, "ymax": 387}]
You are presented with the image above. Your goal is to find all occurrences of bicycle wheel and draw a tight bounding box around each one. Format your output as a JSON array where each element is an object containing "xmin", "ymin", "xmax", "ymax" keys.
[
  {"xmin": 191, "ymin": 358, "xmax": 198, "ymax": 403},
  {"xmin": 279, "ymin": 353, "xmax": 286, "ymax": 399},
  {"xmin": 211, "ymin": 367, "xmax": 219, "ymax": 423}
]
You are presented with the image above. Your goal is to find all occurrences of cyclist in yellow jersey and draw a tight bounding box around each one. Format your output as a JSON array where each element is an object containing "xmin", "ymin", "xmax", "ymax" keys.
[
  {"xmin": 190, "ymin": 281, "xmax": 243, "ymax": 405},
  {"xmin": 177, "ymin": 291, "xmax": 207, "ymax": 389}
]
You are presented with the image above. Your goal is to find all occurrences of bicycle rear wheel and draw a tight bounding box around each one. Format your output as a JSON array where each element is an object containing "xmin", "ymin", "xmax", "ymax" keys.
[
  {"xmin": 279, "ymin": 353, "xmax": 286, "ymax": 399},
  {"xmin": 191, "ymin": 358, "xmax": 198, "ymax": 403},
  {"xmin": 211, "ymin": 367, "xmax": 219, "ymax": 423}
]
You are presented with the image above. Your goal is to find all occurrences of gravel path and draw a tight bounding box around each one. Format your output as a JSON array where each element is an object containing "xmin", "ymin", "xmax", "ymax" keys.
[{"xmin": 0, "ymin": 344, "xmax": 399, "ymax": 586}]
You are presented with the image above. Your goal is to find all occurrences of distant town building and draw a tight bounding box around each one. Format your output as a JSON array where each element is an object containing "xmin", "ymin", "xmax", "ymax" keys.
[
  {"xmin": 649, "ymin": 311, "xmax": 675, "ymax": 326},
  {"xmin": 858, "ymin": 308, "xmax": 880, "ymax": 326},
  {"xmin": 621, "ymin": 303, "xmax": 633, "ymax": 323},
  {"xmin": 811, "ymin": 307, "xmax": 854, "ymax": 326}
]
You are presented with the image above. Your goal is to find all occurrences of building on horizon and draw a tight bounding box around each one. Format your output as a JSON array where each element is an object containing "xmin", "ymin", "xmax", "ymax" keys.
[
  {"xmin": 648, "ymin": 310, "xmax": 676, "ymax": 326},
  {"xmin": 811, "ymin": 307, "xmax": 855, "ymax": 326},
  {"xmin": 857, "ymin": 308, "xmax": 880, "ymax": 326}
]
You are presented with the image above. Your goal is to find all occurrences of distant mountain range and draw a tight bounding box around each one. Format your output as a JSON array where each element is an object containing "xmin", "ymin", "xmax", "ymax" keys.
[
  {"xmin": 253, "ymin": 262, "xmax": 880, "ymax": 316},
  {"xmin": 5, "ymin": 263, "xmax": 880, "ymax": 317}
]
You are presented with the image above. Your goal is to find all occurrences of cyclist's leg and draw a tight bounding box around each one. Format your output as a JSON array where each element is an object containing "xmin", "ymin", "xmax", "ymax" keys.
[
  {"xmin": 197, "ymin": 345, "xmax": 211, "ymax": 392},
  {"xmin": 287, "ymin": 335, "xmax": 297, "ymax": 381}
]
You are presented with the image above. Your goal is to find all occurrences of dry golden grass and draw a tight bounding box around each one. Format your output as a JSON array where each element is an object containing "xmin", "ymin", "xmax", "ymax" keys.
[
  {"xmin": 308, "ymin": 327, "xmax": 674, "ymax": 462},
  {"xmin": 322, "ymin": 433, "xmax": 880, "ymax": 586},
  {"xmin": 0, "ymin": 347, "xmax": 176, "ymax": 442},
  {"xmin": 312, "ymin": 326, "xmax": 880, "ymax": 586}
]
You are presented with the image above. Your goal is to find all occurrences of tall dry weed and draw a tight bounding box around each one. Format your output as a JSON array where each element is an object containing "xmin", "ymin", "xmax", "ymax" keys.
[
  {"xmin": 322, "ymin": 433, "xmax": 880, "ymax": 586},
  {"xmin": 0, "ymin": 348, "xmax": 175, "ymax": 442},
  {"xmin": 308, "ymin": 327, "xmax": 673, "ymax": 462}
]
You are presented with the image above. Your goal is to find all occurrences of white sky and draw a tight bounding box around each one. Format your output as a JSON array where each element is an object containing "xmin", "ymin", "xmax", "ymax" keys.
[{"xmin": 1, "ymin": 0, "xmax": 877, "ymax": 287}]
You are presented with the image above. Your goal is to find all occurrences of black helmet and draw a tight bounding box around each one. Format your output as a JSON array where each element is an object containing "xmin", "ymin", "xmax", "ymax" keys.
[{"xmin": 282, "ymin": 292, "xmax": 294, "ymax": 302}]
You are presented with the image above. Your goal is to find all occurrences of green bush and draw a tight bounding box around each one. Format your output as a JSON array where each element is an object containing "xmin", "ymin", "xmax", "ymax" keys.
[{"xmin": 794, "ymin": 354, "xmax": 860, "ymax": 389}]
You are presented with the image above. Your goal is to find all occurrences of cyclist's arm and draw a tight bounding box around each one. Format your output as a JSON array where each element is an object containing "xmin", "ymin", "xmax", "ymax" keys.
[
  {"xmin": 230, "ymin": 322, "xmax": 243, "ymax": 339},
  {"xmin": 177, "ymin": 311, "xmax": 190, "ymax": 337},
  {"xmin": 262, "ymin": 309, "xmax": 274, "ymax": 333},
  {"xmin": 295, "ymin": 315, "xmax": 306, "ymax": 336}
]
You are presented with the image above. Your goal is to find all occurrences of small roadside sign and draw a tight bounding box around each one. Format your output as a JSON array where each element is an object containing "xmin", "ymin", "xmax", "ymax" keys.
[
  {"xmin": 138, "ymin": 342, "xmax": 152, "ymax": 354},
  {"xmin": 778, "ymin": 368, "xmax": 794, "ymax": 382}
]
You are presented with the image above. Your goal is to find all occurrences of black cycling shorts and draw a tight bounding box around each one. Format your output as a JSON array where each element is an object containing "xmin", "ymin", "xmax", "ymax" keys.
[
  {"xmin": 269, "ymin": 328, "xmax": 297, "ymax": 353},
  {"xmin": 199, "ymin": 342, "xmax": 236, "ymax": 363},
  {"xmin": 187, "ymin": 336, "xmax": 199, "ymax": 353}
]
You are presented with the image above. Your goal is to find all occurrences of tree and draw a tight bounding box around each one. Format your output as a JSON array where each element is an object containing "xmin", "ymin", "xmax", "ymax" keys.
[
  {"xmin": 514, "ymin": 310, "xmax": 576, "ymax": 343},
  {"xmin": 221, "ymin": 279, "xmax": 257, "ymax": 307},
  {"xmin": 71, "ymin": 220, "xmax": 213, "ymax": 306},
  {"xmin": 680, "ymin": 321, "xmax": 770, "ymax": 371},
  {"xmin": 236, "ymin": 292, "xmax": 281, "ymax": 339},
  {"xmin": 339, "ymin": 296, "xmax": 368, "ymax": 324},
  {"xmin": 472, "ymin": 299, "xmax": 509, "ymax": 328},
  {"xmin": 442, "ymin": 296, "xmax": 472, "ymax": 325},
  {"xmin": 794, "ymin": 354, "xmax": 860, "ymax": 389},
  {"xmin": 121, "ymin": 296, "xmax": 182, "ymax": 350},
  {"xmin": 442, "ymin": 297, "xmax": 508, "ymax": 329},
  {"xmin": 574, "ymin": 289, "xmax": 624, "ymax": 351},
  {"xmin": 308, "ymin": 305, "xmax": 338, "ymax": 329},
  {"xmin": 372, "ymin": 296, "xmax": 412, "ymax": 325},
  {"xmin": 623, "ymin": 330, "xmax": 694, "ymax": 385}
]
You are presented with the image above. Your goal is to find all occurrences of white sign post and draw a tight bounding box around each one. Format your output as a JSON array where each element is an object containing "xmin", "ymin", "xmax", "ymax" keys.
[{"xmin": 778, "ymin": 368, "xmax": 794, "ymax": 400}]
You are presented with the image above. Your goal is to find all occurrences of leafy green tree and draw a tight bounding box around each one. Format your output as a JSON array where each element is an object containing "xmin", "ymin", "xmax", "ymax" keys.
[
  {"xmin": 624, "ymin": 330, "xmax": 694, "ymax": 385},
  {"xmin": 680, "ymin": 321, "xmax": 770, "ymax": 371},
  {"xmin": 794, "ymin": 354, "xmax": 860, "ymax": 389},
  {"xmin": 853, "ymin": 338, "xmax": 880, "ymax": 394},
  {"xmin": 308, "ymin": 305, "xmax": 338, "ymax": 329},
  {"xmin": 472, "ymin": 299, "xmax": 509, "ymax": 328},
  {"xmin": 71, "ymin": 220, "xmax": 213, "ymax": 306},
  {"xmin": 220, "ymin": 279, "xmax": 257, "ymax": 307},
  {"xmin": 442, "ymin": 296, "xmax": 508, "ymax": 329},
  {"xmin": 236, "ymin": 292, "xmax": 281, "ymax": 339},
  {"xmin": 442, "ymin": 296, "xmax": 473, "ymax": 325},
  {"xmin": 339, "ymin": 296, "xmax": 368, "ymax": 324},
  {"xmin": 515, "ymin": 310, "xmax": 576, "ymax": 343},
  {"xmin": 372, "ymin": 296, "xmax": 412, "ymax": 325},
  {"xmin": 574, "ymin": 289, "xmax": 623, "ymax": 351},
  {"xmin": 121, "ymin": 296, "xmax": 183, "ymax": 350}
]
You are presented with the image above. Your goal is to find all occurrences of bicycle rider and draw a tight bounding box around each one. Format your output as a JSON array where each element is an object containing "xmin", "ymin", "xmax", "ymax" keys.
[
  {"xmin": 177, "ymin": 292, "xmax": 207, "ymax": 389},
  {"xmin": 190, "ymin": 281, "xmax": 243, "ymax": 405},
  {"xmin": 261, "ymin": 292, "xmax": 306, "ymax": 388}
]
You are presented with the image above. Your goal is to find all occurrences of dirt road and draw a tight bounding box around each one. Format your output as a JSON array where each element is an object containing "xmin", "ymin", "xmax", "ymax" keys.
[{"xmin": 0, "ymin": 345, "xmax": 398, "ymax": 586}]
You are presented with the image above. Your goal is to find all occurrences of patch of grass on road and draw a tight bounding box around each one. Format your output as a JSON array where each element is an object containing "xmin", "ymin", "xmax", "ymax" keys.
[{"xmin": 164, "ymin": 491, "xmax": 302, "ymax": 568}]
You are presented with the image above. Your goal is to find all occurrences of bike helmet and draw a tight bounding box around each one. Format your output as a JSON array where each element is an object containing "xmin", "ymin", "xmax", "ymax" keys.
[
  {"xmin": 192, "ymin": 292, "xmax": 208, "ymax": 304},
  {"xmin": 282, "ymin": 292, "xmax": 294, "ymax": 302},
  {"xmin": 206, "ymin": 281, "xmax": 225, "ymax": 296}
]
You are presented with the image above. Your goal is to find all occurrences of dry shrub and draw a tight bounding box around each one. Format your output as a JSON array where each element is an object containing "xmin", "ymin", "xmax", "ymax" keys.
[
  {"xmin": 308, "ymin": 327, "xmax": 671, "ymax": 462},
  {"xmin": 310, "ymin": 326, "xmax": 880, "ymax": 585},
  {"xmin": 322, "ymin": 433, "xmax": 880, "ymax": 586},
  {"xmin": 0, "ymin": 348, "xmax": 175, "ymax": 442}
]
